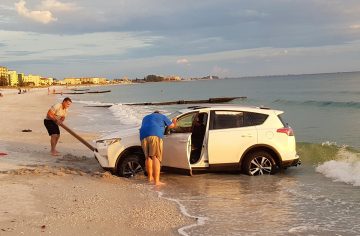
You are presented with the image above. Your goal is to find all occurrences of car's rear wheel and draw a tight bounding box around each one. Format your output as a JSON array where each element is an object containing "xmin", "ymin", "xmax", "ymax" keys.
[
  {"xmin": 243, "ymin": 151, "xmax": 276, "ymax": 176},
  {"xmin": 118, "ymin": 154, "xmax": 145, "ymax": 178}
]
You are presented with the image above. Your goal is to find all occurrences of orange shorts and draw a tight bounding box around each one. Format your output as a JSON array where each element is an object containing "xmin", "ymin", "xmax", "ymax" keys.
[{"xmin": 141, "ymin": 136, "xmax": 163, "ymax": 162}]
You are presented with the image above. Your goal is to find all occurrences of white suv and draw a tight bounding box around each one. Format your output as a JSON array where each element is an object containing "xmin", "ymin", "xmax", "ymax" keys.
[{"xmin": 94, "ymin": 105, "xmax": 300, "ymax": 177}]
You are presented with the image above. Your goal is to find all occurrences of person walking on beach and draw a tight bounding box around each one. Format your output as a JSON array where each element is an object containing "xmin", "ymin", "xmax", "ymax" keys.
[
  {"xmin": 44, "ymin": 97, "xmax": 72, "ymax": 156},
  {"xmin": 140, "ymin": 111, "xmax": 176, "ymax": 186}
]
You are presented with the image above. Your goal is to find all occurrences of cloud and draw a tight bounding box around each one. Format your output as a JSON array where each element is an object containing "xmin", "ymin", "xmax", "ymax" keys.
[
  {"xmin": 211, "ymin": 66, "xmax": 229, "ymax": 77},
  {"xmin": 350, "ymin": 24, "xmax": 360, "ymax": 29},
  {"xmin": 176, "ymin": 58, "xmax": 190, "ymax": 65},
  {"xmin": 0, "ymin": 30, "xmax": 159, "ymax": 62},
  {"xmin": 233, "ymin": 9, "xmax": 268, "ymax": 19},
  {"xmin": 15, "ymin": 0, "xmax": 57, "ymax": 24},
  {"xmin": 0, "ymin": 4, "xmax": 14, "ymax": 11},
  {"xmin": 39, "ymin": 0, "xmax": 77, "ymax": 12},
  {"xmin": 0, "ymin": 15, "xmax": 10, "ymax": 23}
]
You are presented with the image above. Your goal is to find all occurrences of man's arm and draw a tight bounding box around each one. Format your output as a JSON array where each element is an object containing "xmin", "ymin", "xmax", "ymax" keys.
[
  {"xmin": 168, "ymin": 118, "xmax": 177, "ymax": 129},
  {"xmin": 47, "ymin": 109, "xmax": 63, "ymax": 124}
]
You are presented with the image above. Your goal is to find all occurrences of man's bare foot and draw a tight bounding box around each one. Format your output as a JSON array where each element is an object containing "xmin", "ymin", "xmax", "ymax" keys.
[
  {"xmin": 154, "ymin": 181, "xmax": 166, "ymax": 186},
  {"xmin": 51, "ymin": 152, "xmax": 60, "ymax": 156},
  {"xmin": 148, "ymin": 178, "xmax": 154, "ymax": 183}
]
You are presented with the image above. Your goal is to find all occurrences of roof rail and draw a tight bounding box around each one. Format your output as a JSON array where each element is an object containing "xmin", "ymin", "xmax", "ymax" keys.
[
  {"xmin": 187, "ymin": 105, "xmax": 208, "ymax": 110},
  {"xmin": 258, "ymin": 106, "xmax": 271, "ymax": 110}
]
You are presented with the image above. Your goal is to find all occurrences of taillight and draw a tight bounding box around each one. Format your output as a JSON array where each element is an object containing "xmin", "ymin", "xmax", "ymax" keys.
[{"xmin": 277, "ymin": 127, "xmax": 294, "ymax": 136}]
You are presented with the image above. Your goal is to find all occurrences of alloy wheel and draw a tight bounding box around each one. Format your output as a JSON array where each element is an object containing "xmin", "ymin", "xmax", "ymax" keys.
[{"xmin": 249, "ymin": 156, "xmax": 273, "ymax": 175}]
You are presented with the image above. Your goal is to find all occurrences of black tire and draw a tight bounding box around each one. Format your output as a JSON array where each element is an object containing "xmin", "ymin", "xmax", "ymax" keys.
[
  {"xmin": 118, "ymin": 154, "xmax": 145, "ymax": 178},
  {"xmin": 243, "ymin": 151, "xmax": 276, "ymax": 176}
]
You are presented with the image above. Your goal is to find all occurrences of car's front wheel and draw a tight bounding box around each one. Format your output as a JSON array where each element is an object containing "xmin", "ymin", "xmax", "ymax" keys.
[
  {"xmin": 243, "ymin": 151, "xmax": 276, "ymax": 176},
  {"xmin": 118, "ymin": 154, "xmax": 145, "ymax": 178}
]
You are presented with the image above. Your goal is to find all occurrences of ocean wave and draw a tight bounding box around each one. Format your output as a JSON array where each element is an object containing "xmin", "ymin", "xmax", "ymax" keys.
[
  {"xmin": 316, "ymin": 147, "xmax": 360, "ymax": 187},
  {"xmin": 108, "ymin": 104, "xmax": 175, "ymax": 127},
  {"xmin": 72, "ymin": 99, "xmax": 114, "ymax": 106},
  {"xmin": 297, "ymin": 142, "xmax": 342, "ymax": 164},
  {"xmin": 338, "ymin": 90, "xmax": 360, "ymax": 95},
  {"xmin": 273, "ymin": 99, "xmax": 360, "ymax": 109},
  {"xmin": 109, "ymin": 104, "xmax": 145, "ymax": 127}
]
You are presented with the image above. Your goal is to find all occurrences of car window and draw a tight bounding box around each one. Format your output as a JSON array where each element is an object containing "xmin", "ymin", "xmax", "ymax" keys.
[
  {"xmin": 168, "ymin": 111, "xmax": 182, "ymax": 119},
  {"xmin": 210, "ymin": 111, "xmax": 269, "ymax": 130},
  {"xmin": 171, "ymin": 112, "xmax": 198, "ymax": 133},
  {"xmin": 247, "ymin": 112, "xmax": 268, "ymax": 126},
  {"xmin": 212, "ymin": 111, "xmax": 244, "ymax": 129}
]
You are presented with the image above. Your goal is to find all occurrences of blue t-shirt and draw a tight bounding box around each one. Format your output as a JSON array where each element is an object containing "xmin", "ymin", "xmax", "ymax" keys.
[{"xmin": 139, "ymin": 113, "xmax": 172, "ymax": 140}]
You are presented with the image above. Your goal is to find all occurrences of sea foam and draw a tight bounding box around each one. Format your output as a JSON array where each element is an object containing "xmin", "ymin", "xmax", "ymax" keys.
[
  {"xmin": 109, "ymin": 104, "xmax": 147, "ymax": 126},
  {"xmin": 316, "ymin": 148, "xmax": 360, "ymax": 186}
]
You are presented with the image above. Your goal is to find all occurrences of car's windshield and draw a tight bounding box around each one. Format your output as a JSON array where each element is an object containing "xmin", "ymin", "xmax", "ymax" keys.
[{"xmin": 168, "ymin": 111, "xmax": 182, "ymax": 119}]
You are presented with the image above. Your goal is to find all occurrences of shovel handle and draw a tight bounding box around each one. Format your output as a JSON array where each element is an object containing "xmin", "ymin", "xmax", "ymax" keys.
[{"xmin": 59, "ymin": 123, "xmax": 97, "ymax": 152}]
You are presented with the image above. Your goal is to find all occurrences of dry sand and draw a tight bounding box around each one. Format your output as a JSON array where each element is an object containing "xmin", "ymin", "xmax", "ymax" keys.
[{"xmin": 0, "ymin": 90, "xmax": 193, "ymax": 235}]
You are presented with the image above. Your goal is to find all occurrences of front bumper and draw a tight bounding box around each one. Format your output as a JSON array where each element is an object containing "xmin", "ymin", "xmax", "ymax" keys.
[{"xmin": 94, "ymin": 151, "xmax": 110, "ymax": 167}]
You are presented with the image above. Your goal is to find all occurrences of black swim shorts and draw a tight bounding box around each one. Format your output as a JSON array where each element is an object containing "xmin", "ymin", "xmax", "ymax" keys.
[{"xmin": 44, "ymin": 119, "xmax": 60, "ymax": 135}]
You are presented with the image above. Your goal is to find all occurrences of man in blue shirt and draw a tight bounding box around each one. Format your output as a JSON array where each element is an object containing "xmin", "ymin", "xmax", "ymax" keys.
[{"xmin": 140, "ymin": 111, "xmax": 176, "ymax": 186}]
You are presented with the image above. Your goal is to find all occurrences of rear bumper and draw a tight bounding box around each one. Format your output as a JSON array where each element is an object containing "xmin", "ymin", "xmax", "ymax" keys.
[{"xmin": 281, "ymin": 155, "xmax": 301, "ymax": 168}]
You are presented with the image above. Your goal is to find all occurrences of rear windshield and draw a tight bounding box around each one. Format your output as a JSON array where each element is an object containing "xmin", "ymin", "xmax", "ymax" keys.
[{"xmin": 277, "ymin": 114, "xmax": 289, "ymax": 127}]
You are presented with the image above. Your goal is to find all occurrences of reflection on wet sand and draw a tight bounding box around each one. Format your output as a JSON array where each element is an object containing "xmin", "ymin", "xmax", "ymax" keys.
[
  {"xmin": 160, "ymin": 173, "xmax": 299, "ymax": 235},
  {"xmin": 160, "ymin": 165, "xmax": 360, "ymax": 235}
]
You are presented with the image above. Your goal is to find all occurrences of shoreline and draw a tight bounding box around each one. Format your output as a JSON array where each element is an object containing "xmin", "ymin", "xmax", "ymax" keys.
[{"xmin": 0, "ymin": 91, "xmax": 194, "ymax": 235}]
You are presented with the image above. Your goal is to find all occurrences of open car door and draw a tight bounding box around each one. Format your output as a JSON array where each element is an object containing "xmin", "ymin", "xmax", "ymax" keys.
[
  {"xmin": 162, "ymin": 133, "xmax": 192, "ymax": 175},
  {"xmin": 161, "ymin": 111, "xmax": 198, "ymax": 176}
]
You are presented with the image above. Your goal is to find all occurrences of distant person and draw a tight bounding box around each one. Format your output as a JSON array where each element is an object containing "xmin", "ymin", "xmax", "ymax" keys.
[
  {"xmin": 48, "ymin": 87, "xmax": 50, "ymax": 95},
  {"xmin": 0, "ymin": 92, "xmax": 3, "ymax": 97},
  {"xmin": 18, "ymin": 88, "xmax": 21, "ymax": 94},
  {"xmin": 139, "ymin": 111, "xmax": 176, "ymax": 186},
  {"xmin": 44, "ymin": 97, "xmax": 72, "ymax": 156}
]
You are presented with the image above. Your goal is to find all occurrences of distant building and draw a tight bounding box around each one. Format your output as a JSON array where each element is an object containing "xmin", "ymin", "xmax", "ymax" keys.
[
  {"xmin": 64, "ymin": 78, "xmax": 82, "ymax": 85},
  {"xmin": 23, "ymin": 74, "xmax": 41, "ymax": 86},
  {"xmin": 0, "ymin": 66, "xmax": 9, "ymax": 86},
  {"xmin": 64, "ymin": 77, "xmax": 107, "ymax": 85},
  {"xmin": 40, "ymin": 77, "xmax": 54, "ymax": 86},
  {"xmin": 143, "ymin": 74, "xmax": 182, "ymax": 82},
  {"xmin": 165, "ymin": 75, "xmax": 182, "ymax": 81},
  {"xmin": 18, "ymin": 73, "xmax": 24, "ymax": 86},
  {"xmin": 8, "ymin": 70, "xmax": 18, "ymax": 86},
  {"xmin": 113, "ymin": 76, "xmax": 133, "ymax": 84}
]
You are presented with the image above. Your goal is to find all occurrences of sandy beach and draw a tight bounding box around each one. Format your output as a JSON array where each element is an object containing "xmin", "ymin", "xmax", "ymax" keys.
[{"xmin": 0, "ymin": 90, "xmax": 193, "ymax": 235}]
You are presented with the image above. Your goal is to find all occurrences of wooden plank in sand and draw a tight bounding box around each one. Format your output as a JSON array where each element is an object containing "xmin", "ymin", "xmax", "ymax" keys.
[
  {"xmin": 84, "ymin": 96, "xmax": 246, "ymax": 108},
  {"xmin": 86, "ymin": 90, "xmax": 111, "ymax": 94},
  {"xmin": 125, "ymin": 96, "xmax": 246, "ymax": 105}
]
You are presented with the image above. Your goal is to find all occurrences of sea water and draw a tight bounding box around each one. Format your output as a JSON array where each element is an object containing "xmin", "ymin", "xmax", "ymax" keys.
[{"xmin": 64, "ymin": 72, "xmax": 360, "ymax": 235}]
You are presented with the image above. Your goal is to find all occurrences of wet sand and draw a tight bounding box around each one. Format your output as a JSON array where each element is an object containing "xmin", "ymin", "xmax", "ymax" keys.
[{"xmin": 0, "ymin": 90, "xmax": 193, "ymax": 235}]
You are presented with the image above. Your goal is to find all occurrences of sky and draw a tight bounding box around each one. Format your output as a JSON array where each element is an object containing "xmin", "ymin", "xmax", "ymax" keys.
[{"xmin": 1, "ymin": 0, "xmax": 360, "ymax": 79}]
